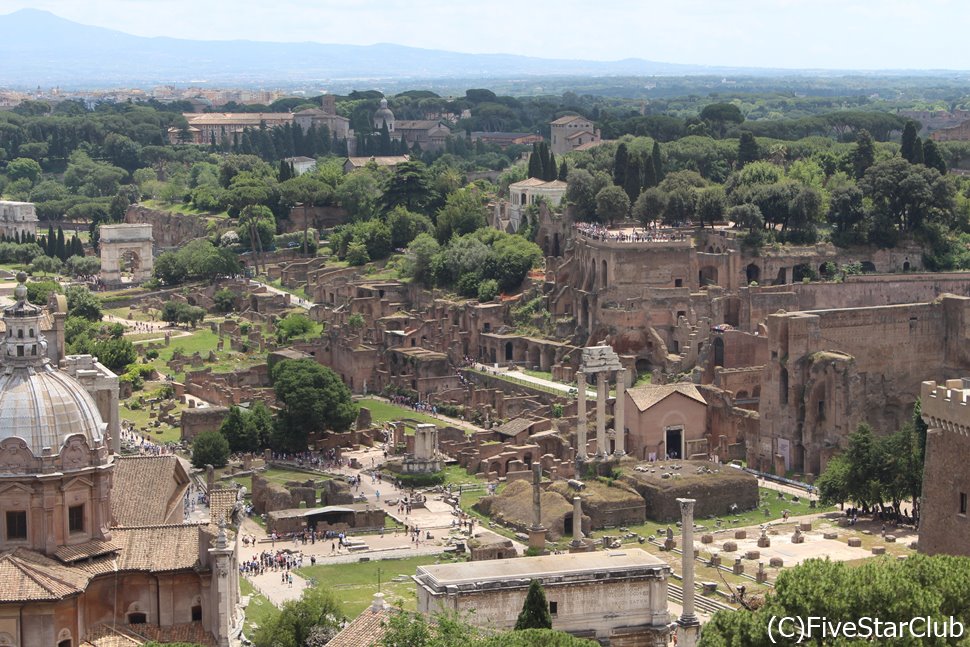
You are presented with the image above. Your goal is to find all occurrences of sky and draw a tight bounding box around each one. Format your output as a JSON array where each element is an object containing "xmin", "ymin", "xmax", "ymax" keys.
[{"xmin": 0, "ymin": 0, "xmax": 965, "ymax": 70}]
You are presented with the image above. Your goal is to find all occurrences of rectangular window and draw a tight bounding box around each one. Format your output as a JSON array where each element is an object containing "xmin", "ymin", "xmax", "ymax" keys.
[
  {"xmin": 549, "ymin": 601, "xmax": 558, "ymax": 616},
  {"xmin": 961, "ymin": 493, "xmax": 967, "ymax": 516},
  {"xmin": 817, "ymin": 400, "xmax": 825, "ymax": 420},
  {"xmin": 69, "ymin": 504, "xmax": 85, "ymax": 533},
  {"xmin": 6, "ymin": 511, "xmax": 26, "ymax": 540}
]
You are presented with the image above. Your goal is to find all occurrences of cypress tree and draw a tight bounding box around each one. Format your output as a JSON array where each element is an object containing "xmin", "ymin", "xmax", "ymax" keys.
[
  {"xmin": 528, "ymin": 144, "xmax": 542, "ymax": 179},
  {"xmin": 56, "ymin": 227, "xmax": 66, "ymax": 261},
  {"xmin": 278, "ymin": 159, "xmax": 291, "ymax": 181},
  {"xmin": 379, "ymin": 121, "xmax": 392, "ymax": 155},
  {"xmin": 652, "ymin": 141, "xmax": 664, "ymax": 183},
  {"xmin": 623, "ymin": 156, "xmax": 642, "ymax": 203},
  {"xmin": 558, "ymin": 159, "xmax": 568, "ymax": 181},
  {"xmin": 547, "ymin": 151, "xmax": 557, "ymax": 181},
  {"xmin": 851, "ymin": 129, "xmax": 876, "ymax": 179},
  {"xmin": 737, "ymin": 131, "xmax": 760, "ymax": 166},
  {"xmin": 538, "ymin": 142, "xmax": 552, "ymax": 181},
  {"xmin": 901, "ymin": 121, "xmax": 919, "ymax": 163},
  {"xmin": 515, "ymin": 580, "xmax": 552, "ymax": 630},
  {"xmin": 923, "ymin": 138, "xmax": 948, "ymax": 175},
  {"xmin": 913, "ymin": 137, "xmax": 924, "ymax": 165},
  {"xmin": 613, "ymin": 142, "xmax": 629, "ymax": 187},
  {"xmin": 14, "ymin": 230, "xmax": 20, "ymax": 245}
]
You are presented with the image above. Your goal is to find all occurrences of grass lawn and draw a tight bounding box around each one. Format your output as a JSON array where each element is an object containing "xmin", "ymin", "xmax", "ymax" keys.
[
  {"xmin": 133, "ymin": 327, "xmax": 262, "ymax": 382},
  {"xmin": 119, "ymin": 389, "xmax": 187, "ymax": 444},
  {"xmin": 240, "ymin": 577, "xmax": 280, "ymax": 636},
  {"xmin": 105, "ymin": 306, "xmax": 160, "ymax": 322},
  {"xmin": 220, "ymin": 466, "xmax": 330, "ymax": 496},
  {"xmin": 356, "ymin": 398, "xmax": 447, "ymax": 429},
  {"xmin": 589, "ymin": 487, "xmax": 836, "ymax": 539},
  {"xmin": 142, "ymin": 198, "xmax": 230, "ymax": 218},
  {"xmin": 297, "ymin": 553, "xmax": 463, "ymax": 618},
  {"xmin": 520, "ymin": 368, "xmax": 557, "ymax": 382}
]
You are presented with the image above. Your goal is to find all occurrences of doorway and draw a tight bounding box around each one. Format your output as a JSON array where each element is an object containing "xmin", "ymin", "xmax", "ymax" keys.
[{"xmin": 665, "ymin": 427, "xmax": 683, "ymax": 460}]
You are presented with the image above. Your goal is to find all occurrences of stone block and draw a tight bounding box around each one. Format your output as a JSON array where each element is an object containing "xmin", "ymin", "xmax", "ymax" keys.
[
  {"xmin": 847, "ymin": 537, "xmax": 862, "ymax": 547},
  {"xmin": 701, "ymin": 582, "xmax": 718, "ymax": 594},
  {"xmin": 722, "ymin": 541, "xmax": 737, "ymax": 552},
  {"xmin": 769, "ymin": 557, "xmax": 784, "ymax": 568},
  {"xmin": 709, "ymin": 554, "xmax": 721, "ymax": 567},
  {"xmin": 798, "ymin": 521, "xmax": 812, "ymax": 532},
  {"xmin": 823, "ymin": 532, "xmax": 838, "ymax": 540},
  {"xmin": 871, "ymin": 546, "xmax": 886, "ymax": 555},
  {"xmin": 791, "ymin": 533, "xmax": 805, "ymax": 544},
  {"xmin": 732, "ymin": 558, "xmax": 744, "ymax": 575},
  {"xmin": 734, "ymin": 530, "xmax": 747, "ymax": 539},
  {"xmin": 701, "ymin": 534, "xmax": 714, "ymax": 544},
  {"xmin": 838, "ymin": 518, "xmax": 850, "ymax": 527},
  {"xmin": 757, "ymin": 536, "xmax": 771, "ymax": 548},
  {"xmin": 745, "ymin": 550, "xmax": 760, "ymax": 560},
  {"xmin": 885, "ymin": 535, "xmax": 896, "ymax": 543}
]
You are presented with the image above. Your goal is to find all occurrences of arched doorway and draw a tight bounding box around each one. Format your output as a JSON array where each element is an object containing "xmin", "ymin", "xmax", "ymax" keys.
[
  {"xmin": 601, "ymin": 259, "xmax": 608, "ymax": 289},
  {"xmin": 745, "ymin": 263, "xmax": 760, "ymax": 284},
  {"xmin": 553, "ymin": 233, "xmax": 561, "ymax": 257},
  {"xmin": 773, "ymin": 267, "xmax": 787, "ymax": 285},
  {"xmin": 505, "ymin": 342, "xmax": 513, "ymax": 362},
  {"xmin": 128, "ymin": 613, "xmax": 147, "ymax": 625},
  {"xmin": 793, "ymin": 264, "xmax": 813, "ymax": 282},
  {"xmin": 903, "ymin": 261, "xmax": 911, "ymax": 272},
  {"xmin": 861, "ymin": 261, "xmax": 876, "ymax": 273}
]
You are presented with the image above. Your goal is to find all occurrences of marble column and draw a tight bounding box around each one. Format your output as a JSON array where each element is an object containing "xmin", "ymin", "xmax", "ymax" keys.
[
  {"xmin": 596, "ymin": 371, "xmax": 607, "ymax": 458},
  {"xmin": 529, "ymin": 463, "xmax": 546, "ymax": 552},
  {"xmin": 576, "ymin": 370, "xmax": 588, "ymax": 460},
  {"xmin": 676, "ymin": 498, "xmax": 700, "ymax": 647},
  {"xmin": 614, "ymin": 368, "xmax": 626, "ymax": 456},
  {"xmin": 571, "ymin": 496, "xmax": 583, "ymax": 545}
]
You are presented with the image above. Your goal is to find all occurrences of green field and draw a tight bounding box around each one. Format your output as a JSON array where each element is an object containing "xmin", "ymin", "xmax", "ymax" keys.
[
  {"xmin": 133, "ymin": 328, "xmax": 262, "ymax": 382},
  {"xmin": 119, "ymin": 386, "xmax": 186, "ymax": 443},
  {"xmin": 142, "ymin": 198, "xmax": 229, "ymax": 218},
  {"xmin": 357, "ymin": 397, "xmax": 447, "ymax": 429},
  {"xmin": 221, "ymin": 466, "xmax": 330, "ymax": 493},
  {"xmin": 297, "ymin": 553, "xmax": 463, "ymax": 617},
  {"xmin": 240, "ymin": 577, "xmax": 280, "ymax": 636},
  {"xmin": 105, "ymin": 306, "xmax": 161, "ymax": 322},
  {"xmin": 589, "ymin": 487, "xmax": 836, "ymax": 539}
]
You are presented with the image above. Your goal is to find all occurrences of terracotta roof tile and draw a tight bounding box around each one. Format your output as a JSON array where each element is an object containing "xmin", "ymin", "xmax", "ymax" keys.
[
  {"xmin": 112, "ymin": 524, "xmax": 203, "ymax": 572},
  {"xmin": 627, "ymin": 383, "xmax": 707, "ymax": 412},
  {"xmin": 208, "ymin": 487, "xmax": 238, "ymax": 525},
  {"xmin": 0, "ymin": 548, "xmax": 92, "ymax": 601},
  {"xmin": 54, "ymin": 538, "xmax": 120, "ymax": 563},
  {"xmin": 328, "ymin": 607, "xmax": 394, "ymax": 647},
  {"xmin": 111, "ymin": 455, "xmax": 190, "ymax": 526}
]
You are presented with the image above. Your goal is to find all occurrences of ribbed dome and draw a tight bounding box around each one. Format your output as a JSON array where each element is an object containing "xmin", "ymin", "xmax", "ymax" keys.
[{"xmin": 0, "ymin": 365, "xmax": 106, "ymax": 459}]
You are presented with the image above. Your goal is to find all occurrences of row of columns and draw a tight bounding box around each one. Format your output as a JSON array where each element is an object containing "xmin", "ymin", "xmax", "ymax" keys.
[{"xmin": 576, "ymin": 368, "xmax": 626, "ymax": 460}]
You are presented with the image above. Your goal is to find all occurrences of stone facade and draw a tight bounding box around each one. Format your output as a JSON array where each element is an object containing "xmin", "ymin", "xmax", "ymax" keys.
[
  {"xmin": 100, "ymin": 224, "xmax": 154, "ymax": 286},
  {"xmin": 550, "ymin": 115, "xmax": 601, "ymax": 155},
  {"xmin": 918, "ymin": 378, "xmax": 970, "ymax": 557},
  {"xmin": 415, "ymin": 549, "xmax": 670, "ymax": 645},
  {"xmin": 0, "ymin": 201, "xmax": 37, "ymax": 239}
]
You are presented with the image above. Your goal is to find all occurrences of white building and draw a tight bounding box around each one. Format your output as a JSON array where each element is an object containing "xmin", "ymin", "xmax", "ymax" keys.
[
  {"xmin": 0, "ymin": 200, "xmax": 38, "ymax": 239},
  {"xmin": 414, "ymin": 549, "xmax": 671, "ymax": 645},
  {"xmin": 550, "ymin": 115, "xmax": 601, "ymax": 155},
  {"xmin": 494, "ymin": 178, "xmax": 567, "ymax": 232},
  {"xmin": 284, "ymin": 156, "xmax": 318, "ymax": 176}
]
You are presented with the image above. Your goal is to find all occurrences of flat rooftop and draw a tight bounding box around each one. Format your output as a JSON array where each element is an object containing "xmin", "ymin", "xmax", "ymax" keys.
[{"xmin": 415, "ymin": 548, "xmax": 666, "ymax": 588}]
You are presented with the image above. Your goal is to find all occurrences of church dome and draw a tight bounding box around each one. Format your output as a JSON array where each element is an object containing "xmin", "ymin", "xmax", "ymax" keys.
[
  {"xmin": 373, "ymin": 97, "xmax": 395, "ymax": 129},
  {"xmin": 0, "ymin": 273, "xmax": 106, "ymax": 470},
  {"xmin": 0, "ymin": 367, "xmax": 106, "ymax": 459}
]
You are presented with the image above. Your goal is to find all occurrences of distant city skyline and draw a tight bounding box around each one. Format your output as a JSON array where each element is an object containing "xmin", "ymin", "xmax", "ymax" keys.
[{"xmin": 0, "ymin": 0, "xmax": 965, "ymax": 71}]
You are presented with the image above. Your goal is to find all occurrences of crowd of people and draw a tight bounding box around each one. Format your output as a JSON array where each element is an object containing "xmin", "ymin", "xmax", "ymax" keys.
[{"xmin": 573, "ymin": 222, "xmax": 689, "ymax": 243}]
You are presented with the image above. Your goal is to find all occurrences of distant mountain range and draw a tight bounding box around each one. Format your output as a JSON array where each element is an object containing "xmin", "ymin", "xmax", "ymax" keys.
[
  {"xmin": 0, "ymin": 9, "xmax": 966, "ymax": 90},
  {"xmin": 0, "ymin": 9, "xmax": 807, "ymax": 89}
]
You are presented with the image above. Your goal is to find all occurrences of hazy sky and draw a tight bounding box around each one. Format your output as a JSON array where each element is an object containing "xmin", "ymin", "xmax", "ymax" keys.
[{"xmin": 1, "ymin": 0, "xmax": 964, "ymax": 70}]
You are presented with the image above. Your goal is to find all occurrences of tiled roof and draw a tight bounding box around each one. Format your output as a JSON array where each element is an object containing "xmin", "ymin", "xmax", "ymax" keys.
[
  {"xmin": 54, "ymin": 538, "xmax": 119, "ymax": 563},
  {"xmin": 566, "ymin": 129, "xmax": 596, "ymax": 141},
  {"xmin": 111, "ymin": 455, "xmax": 190, "ymax": 526},
  {"xmin": 328, "ymin": 607, "xmax": 394, "ymax": 647},
  {"xmin": 494, "ymin": 418, "xmax": 534, "ymax": 437},
  {"xmin": 112, "ymin": 524, "xmax": 203, "ymax": 572},
  {"xmin": 550, "ymin": 115, "xmax": 587, "ymax": 125},
  {"xmin": 626, "ymin": 383, "xmax": 707, "ymax": 412},
  {"xmin": 0, "ymin": 548, "xmax": 92, "ymax": 602},
  {"xmin": 394, "ymin": 120, "xmax": 442, "ymax": 130},
  {"xmin": 208, "ymin": 487, "xmax": 238, "ymax": 525}
]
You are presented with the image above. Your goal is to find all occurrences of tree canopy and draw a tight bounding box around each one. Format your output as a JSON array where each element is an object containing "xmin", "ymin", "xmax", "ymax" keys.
[{"xmin": 270, "ymin": 359, "xmax": 357, "ymax": 451}]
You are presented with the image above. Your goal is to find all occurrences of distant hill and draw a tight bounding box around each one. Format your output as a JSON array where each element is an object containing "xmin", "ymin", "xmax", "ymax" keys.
[{"xmin": 0, "ymin": 9, "xmax": 772, "ymax": 88}]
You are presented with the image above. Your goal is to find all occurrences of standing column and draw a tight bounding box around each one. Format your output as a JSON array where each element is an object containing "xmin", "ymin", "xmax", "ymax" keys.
[
  {"xmin": 596, "ymin": 371, "xmax": 607, "ymax": 458},
  {"xmin": 614, "ymin": 368, "xmax": 626, "ymax": 456},
  {"xmin": 576, "ymin": 370, "xmax": 588, "ymax": 460},
  {"xmin": 571, "ymin": 496, "xmax": 583, "ymax": 546},
  {"xmin": 676, "ymin": 498, "xmax": 700, "ymax": 647},
  {"xmin": 529, "ymin": 463, "xmax": 546, "ymax": 552}
]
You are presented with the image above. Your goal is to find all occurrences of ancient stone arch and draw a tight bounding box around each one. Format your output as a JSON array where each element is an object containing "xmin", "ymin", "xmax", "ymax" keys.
[{"xmin": 100, "ymin": 224, "xmax": 154, "ymax": 286}]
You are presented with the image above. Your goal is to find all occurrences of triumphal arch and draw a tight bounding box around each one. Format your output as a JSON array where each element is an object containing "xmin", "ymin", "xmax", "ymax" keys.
[{"xmin": 100, "ymin": 224, "xmax": 154, "ymax": 286}]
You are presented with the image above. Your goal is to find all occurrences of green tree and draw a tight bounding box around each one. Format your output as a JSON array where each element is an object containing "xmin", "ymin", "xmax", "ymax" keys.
[
  {"xmin": 850, "ymin": 129, "xmax": 876, "ymax": 179},
  {"xmin": 594, "ymin": 185, "xmax": 630, "ymax": 227},
  {"xmin": 477, "ymin": 278, "xmax": 499, "ymax": 302},
  {"xmin": 901, "ymin": 121, "xmax": 920, "ymax": 163},
  {"xmin": 633, "ymin": 187, "xmax": 666, "ymax": 227},
  {"xmin": 271, "ymin": 359, "xmax": 357, "ymax": 451},
  {"xmin": 435, "ymin": 187, "xmax": 488, "ymax": 244},
  {"xmin": 25, "ymin": 279, "xmax": 61, "ymax": 305},
  {"xmin": 695, "ymin": 186, "xmax": 726, "ymax": 228},
  {"xmin": 336, "ymin": 169, "xmax": 382, "ymax": 221},
  {"xmin": 700, "ymin": 102, "xmax": 744, "ymax": 138},
  {"xmin": 213, "ymin": 288, "xmax": 236, "ymax": 313},
  {"xmin": 29, "ymin": 254, "xmax": 62, "ymax": 276},
  {"xmin": 401, "ymin": 233, "xmax": 440, "ymax": 284},
  {"xmin": 651, "ymin": 141, "xmax": 664, "ymax": 184},
  {"xmin": 5, "ymin": 157, "xmax": 42, "ymax": 184},
  {"xmin": 65, "ymin": 285, "xmax": 102, "ymax": 321},
  {"xmin": 253, "ymin": 584, "xmax": 343, "ymax": 647},
  {"xmin": 515, "ymin": 580, "xmax": 552, "ymax": 630},
  {"xmin": 65, "ymin": 255, "xmax": 101, "ymax": 278},
  {"xmin": 386, "ymin": 206, "xmax": 435, "ymax": 249},
  {"xmin": 922, "ymin": 138, "xmax": 947, "ymax": 175},
  {"xmin": 219, "ymin": 406, "xmax": 258, "ymax": 454},
  {"xmin": 191, "ymin": 431, "xmax": 230, "ymax": 468},
  {"xmin": 276, "ymin": 313, "xmax": 314, "ymax": 342},
  {"xmin": 383, "ymin": 161, "xmax": 435, "ymax": 214},
  {"xmin": 612, "ymin": 142, "xmax": 629, "ymax": 188},
  {"xmin": 737, "ymin": 131, "xmax": 760, "ymax": 167}
]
